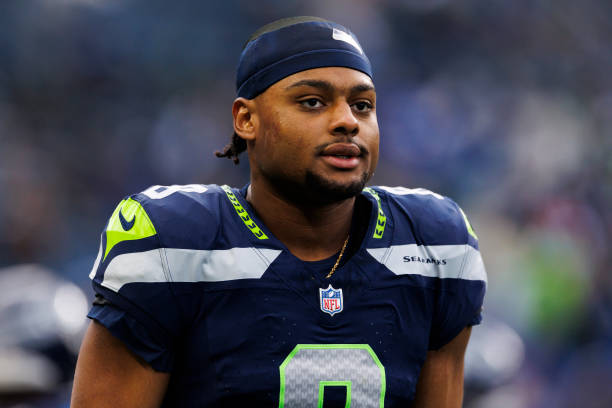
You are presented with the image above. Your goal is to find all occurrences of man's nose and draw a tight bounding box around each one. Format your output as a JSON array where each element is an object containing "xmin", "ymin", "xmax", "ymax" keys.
[{"xmin": 329, "ymin": 102, "xmax": 359, "ymax": 137}]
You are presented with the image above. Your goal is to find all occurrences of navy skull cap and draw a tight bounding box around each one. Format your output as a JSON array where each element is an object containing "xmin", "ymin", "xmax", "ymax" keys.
[{"xmin": 236, "ymin": 17, "xmax": 373, "ymax": 99}]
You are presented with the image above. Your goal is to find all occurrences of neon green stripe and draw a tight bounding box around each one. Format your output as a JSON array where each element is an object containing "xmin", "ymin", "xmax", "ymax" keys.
[
  {"xmin": 364, "ymin": 188, "xmax": 386, "ymax": 239},
  {"xmin": 104, "ymin": 198, "xmax": 156, "ymax": 261},
  {"xmin": 222, "ymin": 185, "xmax": 268, "ymax": 240},
  {"xmin": 278, "ymin": 345, "xmax": 300, "ymax": 407},
  {"xmin": 319, "ymin": 381, "xmax": 351, "ymax": 408},
  {"xmin": 459, "ymin": 207, "xmax": 478, "ymax": 240}
]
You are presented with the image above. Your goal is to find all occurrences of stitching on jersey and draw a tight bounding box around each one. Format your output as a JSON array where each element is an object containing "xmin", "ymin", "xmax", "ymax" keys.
[
  {"xmin": 137, "ymin": 197, "xmax": 173, "ymax": 283},
  {"xmin": 160, "ymin": 247, "xmax": 174, "ymax": 283},
  {"xmin": 221, "ymin": 185, "xmax": 269, "ymax": 240},
  {"xmin": 382, "ymin": 245, "xmax": 393, "ymax": 265},
  {"xmin": 252, "ymin": 247, "xmax": 272, "ymax": 267},
  {"xmin": 363, "ymin": 187, "xmax": 386, "ymax": 239},
  {"xmin": 457, "ymin": 243, "xmax": 469, "ymax": 280},
  {"xmin": 454, "ymin": 203, "xmax": 470, "ymax": 280}
]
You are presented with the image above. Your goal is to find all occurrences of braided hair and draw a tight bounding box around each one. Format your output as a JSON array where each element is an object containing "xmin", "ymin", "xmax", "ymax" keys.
[
  {"xmin": 215, "ymin": 16, "xmax": 331, "ymax": 165},
  {"xmin": 214, "ymin": 132, "xmax": 247, "ymax": 164}
]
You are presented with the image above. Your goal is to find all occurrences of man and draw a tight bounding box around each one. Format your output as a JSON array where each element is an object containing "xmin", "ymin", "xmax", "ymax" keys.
[{"xmin": 72, "ymin": 16, "xmax": 486, "ymax": 407}]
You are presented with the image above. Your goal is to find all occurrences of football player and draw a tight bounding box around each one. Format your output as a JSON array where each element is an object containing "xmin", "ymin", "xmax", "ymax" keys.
[{"xmin": 72, "ymin": 16, "xmax": 486, "ymax": 407}]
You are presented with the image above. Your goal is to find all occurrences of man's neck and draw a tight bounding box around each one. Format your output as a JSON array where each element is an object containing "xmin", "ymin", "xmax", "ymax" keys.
[{"xmin": 246, "ymin": 180, "xmax": 355, "ymax": 262}]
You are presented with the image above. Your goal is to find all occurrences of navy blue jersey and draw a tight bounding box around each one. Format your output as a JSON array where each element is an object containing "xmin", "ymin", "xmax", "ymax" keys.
[{"xmin": 88, "ymin": 184, "xmax": 486, "ymax": 407}]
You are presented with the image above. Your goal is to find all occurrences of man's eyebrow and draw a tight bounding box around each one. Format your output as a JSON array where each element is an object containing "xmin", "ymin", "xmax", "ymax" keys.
[
  {"xmin": 285, "ymin": 80, "xmax": 376, "ymax": 94},
  {"xmin": 350, "ymin": 83, "xmax": 376, "ymax": 94},
  {"xmin": 285, "ymin": 79, "xmax": 333, "ymax": 92}
]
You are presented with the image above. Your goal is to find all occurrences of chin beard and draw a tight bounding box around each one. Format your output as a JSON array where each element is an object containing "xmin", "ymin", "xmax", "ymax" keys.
[
  {"xmin": 265, "ymin": 170, "xmax": 370, "ymax": 206},
  {"xmin": 303, "ymin": 170, "xmax": 370, "ymax": 204}
]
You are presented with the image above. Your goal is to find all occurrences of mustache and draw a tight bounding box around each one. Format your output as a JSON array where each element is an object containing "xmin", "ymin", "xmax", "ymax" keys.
[{"xmin": 314, "ymin": 141, "xmax": 368, "ymax": 156}]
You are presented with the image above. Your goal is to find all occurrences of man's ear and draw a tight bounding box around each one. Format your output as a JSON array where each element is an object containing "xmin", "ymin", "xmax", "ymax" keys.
[{"xmin": 233, "ymin": 98, "xmax": 257, "ymax": 141}]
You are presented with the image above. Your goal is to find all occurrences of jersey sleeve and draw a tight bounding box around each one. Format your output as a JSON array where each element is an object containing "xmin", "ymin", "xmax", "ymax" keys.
[
  {"xmin": 87, "ymin": 195, "xmax": 182, "ymax": 372},
  {"xmin": 428, "ymin": 202, "xmax": 487, "ymax": 350}
]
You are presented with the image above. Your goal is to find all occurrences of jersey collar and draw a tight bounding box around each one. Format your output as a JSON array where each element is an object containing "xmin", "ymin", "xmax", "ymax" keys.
[{"xmin": 222, "ymin": 184, "xmax": 394, "ymax": 255}]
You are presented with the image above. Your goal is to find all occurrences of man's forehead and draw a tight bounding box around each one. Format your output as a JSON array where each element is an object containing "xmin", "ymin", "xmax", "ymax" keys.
[{"xmin": 275, "ymin": 67, "xmax": 375, "ymax": 94}]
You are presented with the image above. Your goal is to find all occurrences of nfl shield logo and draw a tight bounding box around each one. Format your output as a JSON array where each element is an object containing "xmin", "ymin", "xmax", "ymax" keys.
[{"xmin": 319, "ymin": 285, "xmax": 343, "ymax": 316}]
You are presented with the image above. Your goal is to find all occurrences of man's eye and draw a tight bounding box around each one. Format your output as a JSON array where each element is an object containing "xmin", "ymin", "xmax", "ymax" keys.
[
  {"xmin": 353, "ymin": 101, "xmax": 373, "ymax": 112},
  {"xmin": 300, "ymin": 98, "xmax": 324, "ymax": 108}
]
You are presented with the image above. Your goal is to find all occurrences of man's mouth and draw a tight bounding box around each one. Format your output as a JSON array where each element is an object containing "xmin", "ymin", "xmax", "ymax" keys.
[
  {"xmin": 320, "ymin": 143, "xmax": 363, "ymax": 157},
  {"xmin": 319, "ymin": 143, "xmax": 364, "ymax": 169}
]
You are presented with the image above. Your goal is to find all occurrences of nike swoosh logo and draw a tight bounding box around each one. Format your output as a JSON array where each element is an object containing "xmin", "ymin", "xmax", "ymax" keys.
[{"xmin": 119, "ymin": 210, "xmax": 136, "ymax": 231}]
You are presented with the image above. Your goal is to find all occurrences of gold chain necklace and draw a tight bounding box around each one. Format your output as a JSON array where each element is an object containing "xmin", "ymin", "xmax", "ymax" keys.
[{"xmin": 325, "ymin": 235, "xmax": 350, "ymax": 279}]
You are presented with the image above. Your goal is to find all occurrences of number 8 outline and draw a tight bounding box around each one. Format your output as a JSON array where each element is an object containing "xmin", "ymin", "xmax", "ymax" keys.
[{"xmin": 279, "ymin": 344, "xmax": 386, "ymax": 408}]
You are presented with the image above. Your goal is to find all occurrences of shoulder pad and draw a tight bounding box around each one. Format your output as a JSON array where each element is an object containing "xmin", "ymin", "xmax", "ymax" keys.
[
  {"xmin": 131, "ymin": 184, "xmax": 225, "ymax": 250},
  {"xmin": 373, "ymin": 186, "xmax": 478, "ymax": 248}
]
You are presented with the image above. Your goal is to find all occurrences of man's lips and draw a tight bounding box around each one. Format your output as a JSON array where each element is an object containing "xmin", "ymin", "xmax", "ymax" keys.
[
  {"xmin": 321, "ymin": 143, "xmax": 362, "ymax": 158},
  {"xmin": 319, "ymin": 143, "xmax": 364, "ymax": 169}
]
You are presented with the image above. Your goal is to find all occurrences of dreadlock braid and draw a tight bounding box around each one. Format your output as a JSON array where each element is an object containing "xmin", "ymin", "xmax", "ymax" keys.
[{"xmin": 214, "ymin": 132, "xmax": 247, "ymax": 164}]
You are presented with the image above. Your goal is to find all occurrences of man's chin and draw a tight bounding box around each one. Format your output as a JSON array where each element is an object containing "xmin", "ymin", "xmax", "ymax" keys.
[{"xmin": 302, "ymin": 170, "xmax": 370, "ymax": 204}]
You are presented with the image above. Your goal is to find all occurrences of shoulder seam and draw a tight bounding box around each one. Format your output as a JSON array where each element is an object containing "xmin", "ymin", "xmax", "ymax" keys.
[
  {"xmin": 450, "ymin": 201, "xmax": 471, "ymax": 279},
  {"xmin": 457, "ymin": 244, "xmax": 469, "ymax": 280},
  {"xmin": 252, "ymin": 247, "xmax": 274, "ymax": 266},
  {"xmin": 135, "ymin": 196, "xmax": 173, "ymax": 284},
  {"xmin": 160, "ymin": 247, "xmax": 173, "ymax": 282}
]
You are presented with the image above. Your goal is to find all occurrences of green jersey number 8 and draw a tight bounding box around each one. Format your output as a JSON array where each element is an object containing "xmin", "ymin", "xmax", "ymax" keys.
[{"xmin": 279, "ymin": 344, "xmax": 386, "ymax": 408}]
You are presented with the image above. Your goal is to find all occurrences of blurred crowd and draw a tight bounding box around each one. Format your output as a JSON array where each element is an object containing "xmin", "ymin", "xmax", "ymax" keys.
[{"xmin": 0, "ymin": 0, "xmax": 610, "ymax": 406}]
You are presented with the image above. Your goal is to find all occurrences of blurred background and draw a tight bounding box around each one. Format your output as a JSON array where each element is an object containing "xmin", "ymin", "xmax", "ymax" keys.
[{"xmin": 0, "ymin": 0, "xmax": 610, "ymax": 406}]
